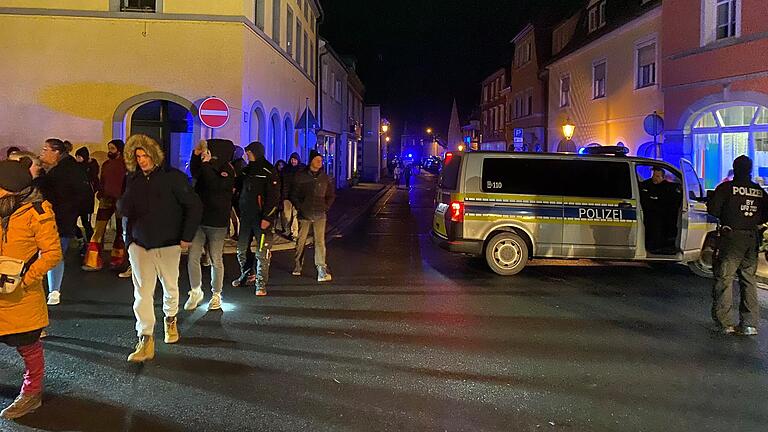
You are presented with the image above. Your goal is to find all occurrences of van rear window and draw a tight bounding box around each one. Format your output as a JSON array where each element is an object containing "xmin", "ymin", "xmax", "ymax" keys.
[
  {"xmin": 439, "ymin": 154, "xmax": 462, "ymax": 190},
  {"xmin": 481, "ymin": 158, "xmax": 631, "ymax": 199}
]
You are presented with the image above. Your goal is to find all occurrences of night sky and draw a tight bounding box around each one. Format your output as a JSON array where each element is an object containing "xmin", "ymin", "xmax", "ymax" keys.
[{"xmin": 320, "ymin": 0, "xmax": 582, "ymax": 141}]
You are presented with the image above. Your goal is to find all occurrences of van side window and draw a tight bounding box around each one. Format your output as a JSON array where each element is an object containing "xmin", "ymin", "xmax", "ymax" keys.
[
  {"xmin": 482, "ymin": 158, "xmax": 565, "ymax": 196},
  {"xmin": 439, "ymin": 155, "xmax": 463, "ymax": 190},
  {"xmin": 562, "ymin": 160, "xmax": 632, "ymax": 199}
]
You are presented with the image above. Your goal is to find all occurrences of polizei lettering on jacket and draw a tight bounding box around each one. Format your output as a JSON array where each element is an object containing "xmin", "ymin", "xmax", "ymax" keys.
[
  {"xmin": 732, "ymin": 186, "xmax": 764, "ymax": 198},
  {"xmin": 578, "ymin": 208, "xmax": 622, "ymax": 220}
]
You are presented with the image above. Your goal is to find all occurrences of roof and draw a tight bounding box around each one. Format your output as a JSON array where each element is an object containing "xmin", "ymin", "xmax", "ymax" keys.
[{"xmin": 544, "ymin": 0, "xmax": 662, "ymax": 67}]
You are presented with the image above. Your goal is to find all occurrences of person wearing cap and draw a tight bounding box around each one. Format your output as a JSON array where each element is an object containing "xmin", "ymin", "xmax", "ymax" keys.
[
  {"xmin": 0, "ymin": 159, "xmax": 63, "ymax": 419},
  {"xmin": 282, "ymin": 152, "xmax": 305, "ymax": 240},
  {"xmin": 81, "ymin": 139, "xmax": 128, "ymax": 273},
  {"xmin": 184, "ymin": 139, "xmax": 235, "ymax": 312},
  {"xmin": 291, "ymin": 150, "xmax": 336, "ymax": 282},
  {"xmin": 708, "ymin": 155, "xmax": 768, "ymax": 336},
  {"xmin": 118, "ymin": 135, "xmax": 202, "ymax": 362},
  {"xmin": 232, "ymin": 141, "xmax": 279, "ymax": 296}
]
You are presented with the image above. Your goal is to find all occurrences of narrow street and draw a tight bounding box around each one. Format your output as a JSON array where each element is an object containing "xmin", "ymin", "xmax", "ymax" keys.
[{"xmin": 2, "ymin": 174, "xmax": 768, "ymax": 432}]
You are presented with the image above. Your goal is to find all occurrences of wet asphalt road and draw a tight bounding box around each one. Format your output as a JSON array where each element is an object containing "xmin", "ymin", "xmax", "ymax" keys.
[{"xmin": 2, "ymin": 175, "xmax": 768, "ymax": 432}]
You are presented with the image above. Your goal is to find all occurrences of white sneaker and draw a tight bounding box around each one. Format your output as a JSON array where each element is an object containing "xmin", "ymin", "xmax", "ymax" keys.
[
  {"xmin": 317, "ymin": 267, "xmax": 333, "ymax": 283},
  {"xmin": 118, "ymin": 266, "xmax": 132, "ymax": 279},
  {"xmin": 184, "ymin": 289, "xmax": 205, "ymax": 311},
  {"xmin": 47, "ymin": 291, "xmax": 60, "ymax": 305},
  {"xmin": 208, "ymin": 293, "xmax": 222, "ymax": 311}
]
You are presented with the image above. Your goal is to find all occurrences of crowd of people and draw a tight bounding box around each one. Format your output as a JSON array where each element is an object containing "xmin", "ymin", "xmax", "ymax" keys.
[{"xmin": 0, "ymin": 135, "xmax": 336, "ymax": 418}]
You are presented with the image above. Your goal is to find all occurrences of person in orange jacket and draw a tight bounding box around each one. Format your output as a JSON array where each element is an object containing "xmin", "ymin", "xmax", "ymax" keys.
[{"xmin": 0, "ymin": 159, "xmax": 63, "ymax": 420}]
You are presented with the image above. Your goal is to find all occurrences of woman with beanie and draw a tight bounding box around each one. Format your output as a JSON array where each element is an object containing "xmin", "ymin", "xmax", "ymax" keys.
[
  {"xmin": 37, "ymin": 139, "xmax": 91, "ymax": 305},
  {"xmin": 0, "ymin": 159, "xmax": 63, "ymax": 419}
]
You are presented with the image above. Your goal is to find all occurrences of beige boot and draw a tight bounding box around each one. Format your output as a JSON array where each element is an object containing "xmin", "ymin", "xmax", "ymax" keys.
[
  {"xmin": 0, "ymin": 392, "xmax": 42, "ymax": 419},
  {"xmin": 164, "ymin": 316, "xmax": 179, "ymax": 344},
  {"xmin": 127, "ymin": 335, "xmax": 155, "ymax": 363}
]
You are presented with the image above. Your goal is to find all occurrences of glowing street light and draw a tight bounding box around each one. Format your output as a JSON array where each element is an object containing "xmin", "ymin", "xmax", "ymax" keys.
[
  {"xmin": 562, "ymin": 118, "xmax": 576, "ymax": 141},
  {"xmin": 385, "ymin": 136, "xmax": 391, "ymax": 143},
  {"xmin": 426, "ymin": 127, "xmax": 433, "ymax": 135}
]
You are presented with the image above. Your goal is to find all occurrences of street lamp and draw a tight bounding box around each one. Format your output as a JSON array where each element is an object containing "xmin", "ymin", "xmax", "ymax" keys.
[
  {"xmin": 381, "ymin": 120, "xmax": 390, "ymax": 133},
  {"xmin": 562, "ymin": 118, "xmax": 576, "ymax": 141},
  {"xmin": 385, "ymin": 136, "xmax": 391, "ymax": 143},
  {"xmin": 426, "ymin": 127, "xmax": 433, "ymax": 135}
]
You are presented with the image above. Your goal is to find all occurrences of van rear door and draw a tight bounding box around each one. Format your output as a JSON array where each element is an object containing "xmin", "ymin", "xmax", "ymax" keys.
[{"xmin": 434, "ymin": 153, "xmax": 462, "ymax": 239}]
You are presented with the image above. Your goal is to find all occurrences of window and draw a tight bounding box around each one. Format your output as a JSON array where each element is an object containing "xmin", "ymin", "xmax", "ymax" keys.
[
  {"xmin": 481, "ymin": 158, "xmax": 632, "ymax": 198},
  {"xmin": 439, "ymin": 154, "xmax": 463, "ymax": 191},
  {"xmin": 310, "ymin": 41, "xmax": 315, "ymax": 79},
  {"xmin": 593, "ymin": 61, "xmax": 606, "ymax": 99},
  {"xmin": 295, "ymin": 22, "xmax": 302, "ymax": 64},
  {"xmin": 717, "ymin": 0, "xmax": 738, "ymax": 39},
  {"xmin": 272, "ymin": 0, "xmax": 281, "ymax": 44},
  {"xmin": 255, "ymin": 0, "xmax": 265, "ymax": 30},
  {"xmin": 286, "ymin": 7, "xmax": 294, "ymax": 55},
  {"xmin": 526, "ymin": 94, "xmax": 533, "ymax": 116},
  {"xmin": 588, "ymin": 0, "xmax": 607, "ymax": 33},
  {"xmin": 335, "ymin": 79, "xmax": 343, "ymax": 103},
  {"xmin": 516, "ymin": 40, "xmax": 532, "ymax": 67},
  {"xmin": 636, "ymin": 42, "xmax": 656, "ymax": 88},
  {"xmin": 303, "ymin": 31, "xmax": 309, "ymax": 73},
  {"xmin": 328, "ymin": 71, "xmax": 334, "ymax": 95},
  {"xmin": 560, "ymin": 75, "xmax": 571, "ymax": 107},
  {"xmin": 121, "ymin": 0, "xmax": 155, "ymax": 12}
]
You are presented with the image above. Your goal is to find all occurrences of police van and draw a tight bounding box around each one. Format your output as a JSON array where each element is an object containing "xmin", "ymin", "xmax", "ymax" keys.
[{"xmin": 431, "ymin": 149, "xmax": 718, "ymax": 276}]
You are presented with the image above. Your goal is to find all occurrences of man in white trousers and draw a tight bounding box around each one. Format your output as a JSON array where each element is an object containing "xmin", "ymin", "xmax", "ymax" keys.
[{"xmin": 118, "ymin": 134, "xmax": 202, "ymax": 363}]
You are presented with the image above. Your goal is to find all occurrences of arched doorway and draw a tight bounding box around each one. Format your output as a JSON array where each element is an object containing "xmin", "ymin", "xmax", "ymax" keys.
[
  {"xmin": 129, "ymin": 100, "xmax": 194, "ymax": 171},
  {"xmin": 268, "ymin": 112, "xmax": 282, "ymax": 163},
  {"xmin": 690, "ymin": 103, "xmax": 768, "ymax": 189},
  {"xmin": 250, "ymin": 103, "xmax": 267, "ymax": 146},
  {"xmin": 284, "ymin": 116, "xmax": 294, "ymax": 158}
]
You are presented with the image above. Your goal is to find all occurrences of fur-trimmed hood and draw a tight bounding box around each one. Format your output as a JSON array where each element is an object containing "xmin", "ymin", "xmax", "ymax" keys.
[{"xmin": 124, "ymin": 134, "xmax": 165, "ymax": 173}]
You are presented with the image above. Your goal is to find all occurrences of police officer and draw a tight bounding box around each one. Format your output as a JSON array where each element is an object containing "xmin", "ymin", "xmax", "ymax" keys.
[{"xmin": 707, "ymin": 155, "xmax": 768, "ymax": 335}]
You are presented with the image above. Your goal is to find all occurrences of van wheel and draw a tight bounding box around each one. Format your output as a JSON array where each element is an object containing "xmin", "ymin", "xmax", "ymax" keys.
[
  {"xmin": 485, "ymin": 232, "xmax": 528, "ymax": 276},
  {"xmin": 688, "ymin": 259, "xmax": 714, "ymax": 279}
]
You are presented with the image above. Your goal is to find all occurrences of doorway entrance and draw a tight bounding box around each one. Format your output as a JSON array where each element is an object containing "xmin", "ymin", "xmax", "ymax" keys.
[{"xmin": 129, "ymin": 100, "xmax": 194, "ymax": 172}]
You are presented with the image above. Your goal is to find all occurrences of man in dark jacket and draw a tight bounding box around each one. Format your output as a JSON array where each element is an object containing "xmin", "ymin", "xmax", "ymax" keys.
[
  {"xmin": 185, "ymin": 139, "xmax": 235, "ymax": 312},
  {"xmin": 82, "ymin": 139, "xmax": 128, "ymax": 272},
  {"xmin": 232, "ymin": 141, "xmax": 280, "ymax": 296},
  {"xmin": 291, "ymin": 150, "xmax": 336, "ymax": 282},
  {"xmin": 282, "ymin": 152, "xmax": 305, "ymax": 239},
  {"xmin": 708, "ymin": 155, "xmax": 768, "ymax": 336},
  {"xmin": 118, "ymin": 134, "xmax": 202, "ymax": 362},
  {"xmin": 38, "ymin": 138, "xmax": 92, "ymax": 305}
]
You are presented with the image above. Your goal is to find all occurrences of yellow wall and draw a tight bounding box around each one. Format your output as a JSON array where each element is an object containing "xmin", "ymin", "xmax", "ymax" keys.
[
  {"xmin": 164, "ymin": 0, "xmax": 249, "ymax": 17},
  {"xmin": 0, "ymin": 12, "xmax": 314, "ymax": 161},
  {"xmin": 0, "ymin": 0, "xmax": 109, "ymax": 11},
  {"xmin": 547, "ymin": 9, "xmax": 663, "ymax": 154}
]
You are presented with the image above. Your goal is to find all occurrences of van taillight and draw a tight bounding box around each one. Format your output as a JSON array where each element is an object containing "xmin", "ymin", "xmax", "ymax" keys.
[{"xmin": 450, "ymin": 201, "xmax": 464, "ymax": 222}]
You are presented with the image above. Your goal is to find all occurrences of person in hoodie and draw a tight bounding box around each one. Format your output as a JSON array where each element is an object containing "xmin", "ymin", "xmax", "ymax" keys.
[
  {"xmin": 82, "ymin": 140, "xmax": 128, "ymax": 272},
  {"xmin": 282, "ymin": 152, "xmax": 305, "ymax": 240},
  {"xmin": 229, "ymin": 146, "xmax": 247, "ymax": 241},
  {"xmin": 118, "ymin": 134, "xmax": 202, "ymax": 362},
  {"xmin": 708, "ymin": 155, "xmax": 768, "ymax": 336},
  {"xmin": 232, "ymin": 141, "xmax": 279, "ymax": 296},
  {"xmin": 184, "ymin": 139, "xmax": 235, "ymax": 312},
  {"xmin": 74, "ymin": 147, "xmax": 99, "ymax": 250},
  {"xmin": 0, "ymin": 159, "xmax": 62, "ymax": 420},
  {"xmin": 37, "ymin": 139, "xmax": 92, "ymax": 306},
  {"xmin": 291, "ymin": 150, "xmax": 336, "ymax": 282}
]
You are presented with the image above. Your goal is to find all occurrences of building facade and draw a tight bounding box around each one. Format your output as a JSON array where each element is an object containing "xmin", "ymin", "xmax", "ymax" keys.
[
  {"xmin": 508, "ymin": 24, "xmax": 549, "ymax": 152},
  {"xmin": 346, "ymin": 59, "xmax": 365, "ymax": 186},
  {"xmin": 362, "ymin": 105, "xmax": 384, "ymax": 182},
  {"xmin": 480, "ymin": 68, "xmax": 508, "ymax": 151},
  {"xmin": 318, "ymin": 38, "xmax": 347, "ymax": 187},
  {"xmin": 662, "ymin": 0, "xmax": 768, "ymax": 189},
  {"xmin": 0, "ymin": 0, "xmax": 321, "ymax": 170},
  {"xmin": 546, "ymin": 0, "xmax": 663, "ymax": 155}
]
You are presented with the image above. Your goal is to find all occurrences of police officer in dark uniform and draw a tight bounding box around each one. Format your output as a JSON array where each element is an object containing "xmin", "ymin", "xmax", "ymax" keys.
[
  {"xmin": 640, "ymin": 166, "xmax": 682, "ymax": 254},
  {"xmin": 707, "ymin": 155, "xmax": 768, "ymax": 335}
]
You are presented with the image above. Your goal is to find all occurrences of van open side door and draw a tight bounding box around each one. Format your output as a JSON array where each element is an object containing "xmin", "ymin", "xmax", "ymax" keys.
[{"xmin": 680, "ymin": 158, "xmax": 710, "ymax": 256}]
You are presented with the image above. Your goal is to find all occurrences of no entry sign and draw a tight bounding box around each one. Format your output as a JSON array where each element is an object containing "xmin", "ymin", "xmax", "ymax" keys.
[{"xmin": 199, "ymin": 97, "xmax": 229, "ymax": 129}]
